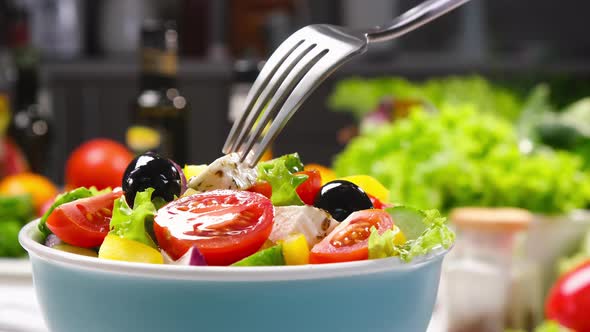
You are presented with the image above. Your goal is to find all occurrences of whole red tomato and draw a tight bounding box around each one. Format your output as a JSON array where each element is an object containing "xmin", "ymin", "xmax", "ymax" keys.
[
  {"xmin": 546, "ymin": 260, "xmax": 590, "ymax": 332},
  {"xmin": 65, "ymin": 139, "xmax": 133, "ymax": 190}
]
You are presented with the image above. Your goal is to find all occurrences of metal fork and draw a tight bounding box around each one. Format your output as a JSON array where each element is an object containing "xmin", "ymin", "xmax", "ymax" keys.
[{"xmin": 223, "ymin": 0, "xmax": 472, "ymax": 166}]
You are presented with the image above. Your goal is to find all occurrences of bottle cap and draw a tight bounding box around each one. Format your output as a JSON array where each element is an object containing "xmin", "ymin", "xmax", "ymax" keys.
[{"xmin": 450, "ymin": 207, "xmax": 533, "ymax": 232}]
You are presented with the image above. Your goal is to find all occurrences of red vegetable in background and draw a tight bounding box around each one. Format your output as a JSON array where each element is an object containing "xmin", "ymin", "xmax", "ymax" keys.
[
  {"xmin": 546, "ymin": 260, "xmax": 590, "ymax": 332},
  {"xmin": 65, "ymin": 139, "xmax": 133, "ymax": 190}
]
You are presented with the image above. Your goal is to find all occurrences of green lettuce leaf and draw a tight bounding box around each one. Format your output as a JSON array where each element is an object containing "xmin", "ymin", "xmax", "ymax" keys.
[
  {"xmin": 333, "ymin": 104, "xmax": 590, "ymax": 214},
  {"xmin": 368, "ymin": 208, "xmax": 455, "ymax": 262},
  {"xmin": 109, "ymin": 188, "xmax": 157, "ymax": 248},
  {"xmin": 368, "ymin": 226, "xmax": 397, "ymax": 259},
  {"xmin": 328, "ymin": 76, "xmax": 523, "ymax": 121},
  {"xmin": 257, "ymin": 153, "xmax": 308, "ymax": 206},
  {"xmin": 38, "ymin": 187, "xmax": 108, "ymax": 239}
]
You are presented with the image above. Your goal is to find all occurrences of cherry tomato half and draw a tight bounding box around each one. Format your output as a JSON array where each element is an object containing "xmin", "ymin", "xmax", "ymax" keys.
[
  {"xmin": 546, "ymin": 260, "xmax": 590, "ymax": 332},
  {"xmin": 46, "ymin": 190, "xmax": 123, "ymax": 248},
  {"xmin": 246, "ymin": 181, "xmax": 273, "ymax": 199},
  {"xmin": 310, "ymin": 209, "xmax": 393, "ymax": 264},
  {"xmin": 153, "ymin": 190, "xmax": 274, "ymax": 266},
  {"xmin": 295, "ymin": 170, "xmax": 322, "ymax": 205}
]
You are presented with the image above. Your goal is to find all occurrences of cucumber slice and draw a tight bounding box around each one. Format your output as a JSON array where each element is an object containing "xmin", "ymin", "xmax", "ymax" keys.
[
  {"xmin": 232, "ymin": 245, "xmax": 285, "ymax": 266},
  {"xmin": 386, "ymin": 206, "xmax": 426, "ymax": 240}
]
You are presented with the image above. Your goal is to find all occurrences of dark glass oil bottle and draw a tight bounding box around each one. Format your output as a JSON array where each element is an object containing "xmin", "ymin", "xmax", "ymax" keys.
[
  {"xmin": 7, "ymin": 5, "xmax": 53, "ymax": 174},
  {"xmin": 127, "ymin": 20, "xmax": 188, "ymax": 165}
]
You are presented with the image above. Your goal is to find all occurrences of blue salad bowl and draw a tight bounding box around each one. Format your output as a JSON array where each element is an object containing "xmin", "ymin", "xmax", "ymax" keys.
[{"xmin": 20, "ymin": 220, "xmax": 449, "ymax": 332}]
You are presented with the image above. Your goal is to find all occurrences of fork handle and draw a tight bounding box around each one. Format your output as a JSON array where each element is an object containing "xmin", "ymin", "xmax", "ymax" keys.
[{"xmin": 365, "ymin": 0, "xmax": 472, "ymax": 43}]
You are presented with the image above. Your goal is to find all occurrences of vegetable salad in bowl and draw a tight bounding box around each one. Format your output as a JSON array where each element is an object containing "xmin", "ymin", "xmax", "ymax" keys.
[{"xmin": 35, "ymin": 151, "xmax": 454, "ymax": 267}]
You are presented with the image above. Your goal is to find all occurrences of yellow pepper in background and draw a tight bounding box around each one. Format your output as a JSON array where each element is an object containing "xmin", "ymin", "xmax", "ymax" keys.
[{"xmin": 304, "ymin": 164, "xmax": 336, "ymax": 185}]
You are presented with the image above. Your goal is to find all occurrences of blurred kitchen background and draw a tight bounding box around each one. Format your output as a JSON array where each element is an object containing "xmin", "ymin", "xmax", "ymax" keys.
[
  {"xmin": 0, "ymin": 0, "xmax": 589, "ymax": 182},
  {"xmin": 2, "ymin": 1, "xmax": 590, "ymax": 332}
]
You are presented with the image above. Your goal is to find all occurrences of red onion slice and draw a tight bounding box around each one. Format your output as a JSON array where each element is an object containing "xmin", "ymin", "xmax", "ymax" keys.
[
  {"xmin": 161, "ymin": 246, "xmax": 207, "ymax": 266},
  {"xmin": 44, "ymin": 234, "xmax": 63, "ymax": 248},
  {"xmin": 171, "ymin": 160, "xmax": 187, "ymax": 195}
]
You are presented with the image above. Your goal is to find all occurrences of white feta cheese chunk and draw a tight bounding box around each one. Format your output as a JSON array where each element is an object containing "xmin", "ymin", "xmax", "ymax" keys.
[
  {"xmin": 270, "ymin": 205, "xmax": 339, "ymax": 247},
  {"xmin": 188, "ymin": 153, "xmax": 257, "ymax": 192}
]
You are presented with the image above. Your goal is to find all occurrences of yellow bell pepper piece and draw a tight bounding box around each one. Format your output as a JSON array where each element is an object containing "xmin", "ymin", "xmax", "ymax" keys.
[
  {"xmin": 304, "ymin": 164, "xmax": 336, "ymax": 185},
  {"xmin": 339, "ymin": 175, "xmax": 390, "ymax": 203},
  {"xmin": 280, "ymin": 234, "xmax": 309, "ymax": 265},
  {"xmin": 98, "ymin": 234, "xmax": 163, "ymax": 264},
  {"xmin": 53, "ymin": 244, "xmax": 98, "ymax": 257},
  {"xmin": 391, "ymin": 225, "xmax": 407, "ymax": 246},
  {"xmin": 182, "ymin": 188, "xmax": 199, "ymax": 197},
  {"xmin": 183, "ymin": 164, "xmax": 208, "ymax": 180}
]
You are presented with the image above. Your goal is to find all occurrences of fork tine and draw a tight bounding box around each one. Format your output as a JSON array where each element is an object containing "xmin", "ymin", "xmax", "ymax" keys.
[
  {"xmin": 247, "ymin": 51, "xmax": 349, "ymax": 166},
  {"xmin": 230, "ymin": 42, "xmax": 318, "ymax": 156},
  {"xmin": 239, "ymin": 47, "xmax": 330, "ymax": 163},
  {"xmin": 222, "ymin": 36, "xmax": 306, "ymax": 154}
]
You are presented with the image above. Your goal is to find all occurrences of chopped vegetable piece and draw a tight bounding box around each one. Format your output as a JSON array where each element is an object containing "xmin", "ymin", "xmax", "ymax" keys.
[
  {"xmin": 280, "ymin": 234, "xmax": 310, "ymax": 265},
  {"xmin": 392, "ymin": 209, "xmax": 455, "ymax": 262},
  {"xmin": 258, "ymin": 153, "xmax": 308, "ymax": 206},
  {"xmin": 367, "ymin": 225, "xmax": 406, "ymax": 259},
  {"xmin": 39, "ymin": 187, "xmax": 109, "ymax": 238},
  {"xmin": 53, "ymin": 244, "xmax": 98, "ymax": 257},
  {"xmin": 154, "ymin": 190, "xmax": 274, "ymax": 265},
  {"xmin": 310, "ymin": 209, "xmax": 393, "ymax": 264},
  {"xmin": 98, "ymin": 234, "xmax": 163, "ymax": 264},
  {"xmin": 109, "ymin": 188, "xmax": 157, "ymax": 248},
  {"xmin": 232, "ymin": 245, "xmax": 285, "ymax": 266},
  {"xmin": 45, "ymin": 190, "xmax": 122, "ymax": 248},
  {"xmin": 339, "ymin": 175, "xmax": 390, "ymax": 203}
]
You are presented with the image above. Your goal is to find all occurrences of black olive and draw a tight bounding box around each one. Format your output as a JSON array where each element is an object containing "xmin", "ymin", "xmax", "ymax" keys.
[
  {"xmin": 122, "ymin": 152, "xmax": 182, "ymax": 207},
  {"xmin": 313, "ymin": 180, "xmax": 373, "ymax": 221}
]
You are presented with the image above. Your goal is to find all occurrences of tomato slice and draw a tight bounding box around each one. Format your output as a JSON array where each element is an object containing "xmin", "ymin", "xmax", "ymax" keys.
[
  {"xmin": 246, "ymin": 181, "xmax": 272, "ymax": 199},
  {"xmin": 546, "ymin": 260, "xmax": 590, "ymax": 332},
  {"xmin": 46, "ymin": 190, "xmax": 123, "ymax": 248},
  {"xmin": 153, "ymin": 190, "xmax": 274, "ymax": 266},
  {"xmin": 310, "ymin": 209, "xmax": 393, "ymax": 264},
  {"xmin": 295, "ymin": 170, "xmax": 322, "ymax": 205}
]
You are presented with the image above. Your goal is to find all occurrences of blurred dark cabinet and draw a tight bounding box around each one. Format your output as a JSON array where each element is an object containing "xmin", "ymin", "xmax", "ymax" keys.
[
  {"xmin": 42, "ymin": 59, "xmax": 233, "ymax": 183},
  {"xmin": 41, "ymin": 56, "xmax": 590, "ymax": 183},
  {"xmin": 41, "ymin": 59, "xmax": 353, "ymax": 183}
]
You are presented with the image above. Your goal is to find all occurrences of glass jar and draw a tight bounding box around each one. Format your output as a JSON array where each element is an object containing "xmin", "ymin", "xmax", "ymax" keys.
[{"xmin": 443, "ymin": 207, "xmax": 542, "ymax": 332}]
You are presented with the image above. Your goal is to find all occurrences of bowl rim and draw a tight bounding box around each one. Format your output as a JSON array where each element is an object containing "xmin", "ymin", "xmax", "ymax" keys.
[{"xmin": 20, "ymin": 219, "xmax": 451, "ymax": 282}]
